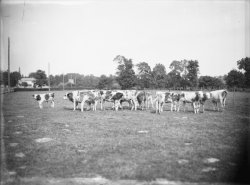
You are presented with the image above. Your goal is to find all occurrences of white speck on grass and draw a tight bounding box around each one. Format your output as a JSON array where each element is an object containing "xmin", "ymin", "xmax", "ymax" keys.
[
  {"xmin": 35, "ymin": 138, "xmax": 53, "ymax": 143},
  {"xmin": 74, "ymin": 176, "xmax": 108, "ymax": 184},
  {"xmin": 184, "ymin": 142, "xmax": 192, "ymax": 146},
  {"xmin": 62, "ymin": 129, "xmax": 71, "ymax": 132},
  {"xmin": 10, "ymin": 143, "xmax": 19, "ymax": 147},
  {"xmin": 19, "ymin": 166, "xmax": 27, "ymax": 169},
  {"xmin": 8, "ymin": 120, "xmax": 13, "ymax": 123},
  {"xmin": 138, "ymin": 130, "xmax": 149, "ymax": 134},
  {"xmin": 182, "ymin": 117, "xmax": 187, "ymax": 119},
  {"xmin": 202, "ymin": 167, "xmax": 217, "ymax": 172},
  {"xmin": 203, "ymin": 158, "xmax": 220, "ymax": 163},
  {"xmin": 14, "ymin": 131, "xmax": 22, "ymax": 135},
  {"xmin": 17, "ymin": 115, "xmax": 24, "ymax": 118},
  {"xmin": 8, "ymin": 171, "xmax": 17, "ymax": 175},
  {"xmin": 178, "ymin": 159, "xmax": 189, "ymax": 164},
  {"xmin": 65, "ymin": 124, "xmax": 69, "ymax": 127},
  {"xmin": 156, "ymin": 178, "xmax": 181, "ymax": 185},
  {"xmin": 15, "ymin": 152, "xmax": 25, "ymax": 158}
]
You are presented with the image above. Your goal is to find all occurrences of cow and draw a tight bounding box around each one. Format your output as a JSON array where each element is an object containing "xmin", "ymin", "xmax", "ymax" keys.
[
  {"xmin": 32, "ymin": 92, "xmax": 55, "ymax": 109},
  {"xmin": 80, "ymin": 90, "xmax": 100, "ymax": 111},
  {"xmin": 169, "ymin": 92, "xmax": 181, "ymax": 112},
  {"xmin": 63, "ymin": 91, "xmax": 81, "ymax": 110},
  {"xmin": 145, "ymin": 92, "xmax": 154, "ymax": 109},
  {"xmin": 136, "ymin": 91, "xmax": 147, "ymax": 110},
  {"xmin": 198, "ymin": 91, "xmax": 211, "ymax": 113},
  {"xmin": 179, "ymin": 91, "xmax": 203, "ymax": 114},
  {"xmin": 155, "ymin": 91, "xmax": 174, "ymax": 114},
  {"xmin": 99, "ymin": 90, "xmax": 123, "ymax": 110},
  {"xmin": 63, "ymin": 90, "xmax": 99, "ymax": 111},
  {"xmin": 209, "ymin": 89, "xmax": 228, "ymax": 111},
  {"xmin": 121, "ymin": 90, "xmax": 138, "ymax": 110}
]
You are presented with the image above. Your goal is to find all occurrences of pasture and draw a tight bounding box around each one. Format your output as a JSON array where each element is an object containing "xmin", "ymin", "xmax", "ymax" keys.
[{"xmin": 1, "ymin": 90, "xmax": 250, "ymax": 185}]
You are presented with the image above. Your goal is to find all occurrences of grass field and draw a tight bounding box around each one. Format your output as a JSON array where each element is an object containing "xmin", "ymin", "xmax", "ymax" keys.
[{"xmin": 1, "ymin": 90, "xmax": 250, "ymax": 185}]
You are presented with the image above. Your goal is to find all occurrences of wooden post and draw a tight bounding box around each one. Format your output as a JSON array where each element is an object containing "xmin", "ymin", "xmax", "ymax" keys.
[
  {"xmin": 62, "ymin": 73, "xmax": 64, "ymax": 91},
  {"xmin": 8, "ymin": 37, "xmax": 10, "ymax": 92}
]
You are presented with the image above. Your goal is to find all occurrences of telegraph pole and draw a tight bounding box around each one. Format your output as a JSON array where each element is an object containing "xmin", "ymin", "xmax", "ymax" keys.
[
  {"xmin": 62, "ymin": 73, "xmax": 65, "ymax": 91},
  {"xmin": 8, "ymin": 37, "xmax": 10, "ymax": 92}
]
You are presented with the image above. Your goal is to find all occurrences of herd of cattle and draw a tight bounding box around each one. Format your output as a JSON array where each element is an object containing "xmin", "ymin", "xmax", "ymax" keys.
[{"xmin": 32, "ymin": 89, "xmax": 228, "ymax": 114}]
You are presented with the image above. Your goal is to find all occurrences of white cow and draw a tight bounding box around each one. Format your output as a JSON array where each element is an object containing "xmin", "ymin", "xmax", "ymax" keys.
[
  {"xmin": 179, "ymin": 91, "xmax": 203, "ymax": 114},
  {"xmin": 209, "ymin": 89, "xmax": 228, "ymax": 111}
]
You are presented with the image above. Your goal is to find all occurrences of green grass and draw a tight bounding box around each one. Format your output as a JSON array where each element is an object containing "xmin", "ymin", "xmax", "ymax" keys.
[{"xmin": 2, "ymin": 91, "xmax": 250, "ymax": 183}]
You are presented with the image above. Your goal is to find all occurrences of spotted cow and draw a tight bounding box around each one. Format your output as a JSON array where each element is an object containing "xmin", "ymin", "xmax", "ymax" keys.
[
  {"xmin": 32, "ymin": 92, "xmax": 55, "ymax": 109},
  {"xmin": 179, "ymin": 91, "xmax": 203, "ymax": 114}
]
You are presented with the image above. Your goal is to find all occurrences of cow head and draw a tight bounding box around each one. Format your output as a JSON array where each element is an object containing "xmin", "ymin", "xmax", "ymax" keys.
[
  {"xmin": 171, "ymin": 93, "xmax": 181, "ymax": 102},
  {"xmin": 164, "ymin": 92, "xmax": 172, "ymax": 103},
  {"xmin": 64, "ymin": 92, "xmax": 74, "ymax": 102},
  {"xmin": 32, "ymin": 94, "xmax": 41, "ymax": 101}
]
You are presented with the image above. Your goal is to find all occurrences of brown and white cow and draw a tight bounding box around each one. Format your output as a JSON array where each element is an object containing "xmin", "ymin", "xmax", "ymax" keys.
[
  {"xmin": 80, "ymin": 90, "xmax": 100, "ymax": 111},
  {"xmin": 99, "ymin": 90, "xmax": 123, "ymax": 110},
  {"xmin": 209, "ymin": 89, "xmax": 228, "ymax": 111},
  {"xmin": 179, "ymin": 91, "xmax": 203, "ymax": 114},
  {"xmin": 136, "ymin": 91, "xmax": 147, "ymax": 110},
  {"xmin": 32, "ymin": 92, "xmax": 55, "ymax": 109},
  {"xmin": 155, "ymin": 91, "xmax": 175, "ymax": 114},
  {"xmin": 120, "ymin": 90, "xmax": 138, "ymax": 110},
  {"xmin": 63, "ymin": 90, "xmax": 99, "ymax": 111}
]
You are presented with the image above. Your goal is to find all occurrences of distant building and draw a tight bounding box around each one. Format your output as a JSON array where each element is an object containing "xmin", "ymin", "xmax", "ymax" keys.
[{"xmin": 18, "ymin": 77, "xmax": 36, "ymax": 88}]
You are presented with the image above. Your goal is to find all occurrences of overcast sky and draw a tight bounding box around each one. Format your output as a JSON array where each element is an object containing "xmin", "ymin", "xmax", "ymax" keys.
[{"xmin": 1, "ymin": 0, "xmax": 249, "ymax": 77}]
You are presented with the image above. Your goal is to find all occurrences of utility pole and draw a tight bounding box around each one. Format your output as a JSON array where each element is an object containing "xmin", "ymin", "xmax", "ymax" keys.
[
  {"xmin": 8, "ymin": 37, "xmax": 10, "ymax": 92},
  {"xmin": 48, "ymin": 63, "xmax": 50, "ymax": 91},
  {"xmin": 62, "ymin": 73, "xmax": 65, "ymax": 91}
]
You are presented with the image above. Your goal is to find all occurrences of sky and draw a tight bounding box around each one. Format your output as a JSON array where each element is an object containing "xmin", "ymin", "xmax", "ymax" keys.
[{"xmin": 1, "ymin": 0, "xmax": 249, "ymax": 77}]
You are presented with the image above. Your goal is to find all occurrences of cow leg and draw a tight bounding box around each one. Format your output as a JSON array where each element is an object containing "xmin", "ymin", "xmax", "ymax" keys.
[
  {"xmin": 155, "ymin": 100, "xmax": 159, "ymax": 114},
  {"xmin": 183, "ymin": 102, "xmax": 186, "ymax": 112},
  {"xmin": 51, "ymin": 100, "xmax": 55, "ymax": 108},
  {"xmin": 73, "ymin": 100, "xmax": 76, "ymax": 111},
  {"xmin": 115, "ymin": 100, "xmax": 120, "ymax": 111},
  {"xmin": 81, "ymin": 102, "xmax": 84, "ymax": 112},
  {"xmin": 134, "ymin": 98, "xmax": 138, "ymax": 111},
  {"xmin": 39, "ymin": 102, "xmax": 43, "ymax": 109},
  {"xmin": 100, "ymin": 100, "xmax": 103, "ymax": 110}
]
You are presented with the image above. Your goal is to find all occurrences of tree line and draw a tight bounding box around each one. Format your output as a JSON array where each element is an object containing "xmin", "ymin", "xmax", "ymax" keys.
[{"xmin": 1, "ymin": 56, "xmax": 249, "ymax": 90}]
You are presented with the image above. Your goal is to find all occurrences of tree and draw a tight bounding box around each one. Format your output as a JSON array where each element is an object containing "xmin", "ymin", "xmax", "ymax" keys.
[
  {"xmin": 152, "ymin": 63, "xmax": 167, "ymax": 88},
  {"xmin": 97, "ymin": 75, "xmax": 114, "ymax": 89},
  {"xmin": 0, "ymin": 70, "xmax": 21, "ymax": 87},
  {"xmin": 225, "ymin": 69, "xmax": 245, "ymax": 88},
  {"xmin": 169, "ymin": 60, "xmax": 188, "ymax": 77},
  {"xmin": 114, "ymin": 55, "xmax": 136, "ymax": 89},
  {"xmin": 10, "ymin": 71, "xmax": 21, "ymax": 87},
  {"xmin": 29, "ymin": 70, "xmax": 48, "ymax": 87},
  {"xmin": 186, "ymin": 60, "xmax": 199, "ymax": 88},
  {"xmin": 237, "ymin": 57, "xmax": 250, "ymax": 87},
  {"xmin": 167, "ymin": 71, "xmax": 182, "ymax": 89},
  {"xmin": 199, "ymin": 76, "xmax": 225, "ymax": 89},
  {"xmin": 136, "ymin": 62, "xmax": 153, "ymax": 89}
]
